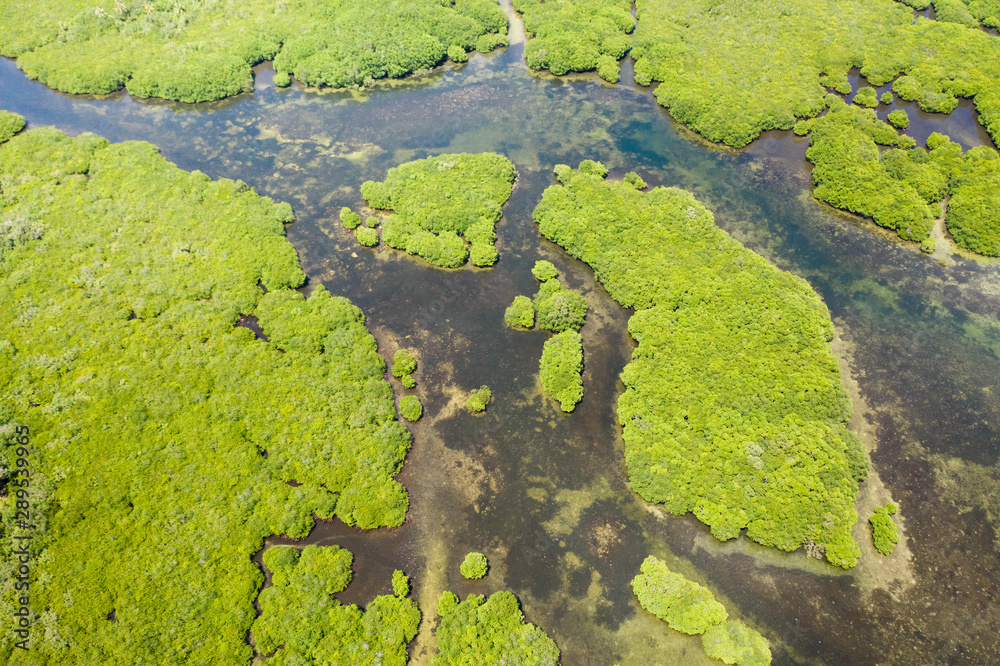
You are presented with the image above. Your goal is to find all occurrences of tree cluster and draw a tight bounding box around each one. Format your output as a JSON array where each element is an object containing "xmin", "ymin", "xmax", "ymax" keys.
[
  {"xmin": 0, "ymin": 127, "xmax": 412, "ymax": 662},
  {"xmin": 533, "ymin": 162, "xmax": 870, "ymax": 567},
  {"xmin": 361, "ymin": 153, "xmax": 516, "ymax": 268},
  {"xmin": 0, "ymin": 0, "xmax": 509, "ymax": 102},
  {"xmin": 632, "ymin": 556, "xmax": 771, "ymax": 666}
]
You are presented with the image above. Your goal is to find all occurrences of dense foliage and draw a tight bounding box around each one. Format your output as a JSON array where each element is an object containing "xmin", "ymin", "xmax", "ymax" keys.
[
  {"xmin": 341, "ymin": 207, "xmax": 363, "ymax": 230},
  {"xmin": 0, "ymin": 128, "xmax": 411, "ymax": 662},
  {"xmin": 869, "ymin": 502, "xmax": 900, "ymax": 555},
  {"xmin": 800, "ymin": 100, "xmax": 1000, "ymax": 252},
  {"xmin": 0, "ymin": 112, "xmax": 24, "ymax": 144},
  {"xmin": 534, "ymin": 162, "xmax": 869, "ymax": 567},
  {"xmin": 631, "ymin": 0, "xmax": 1000, "ymax": 148},
  {"xmin": 701, "ymin": 620, "xmax": 773, "ymax": 666},
  {"xmin": 392, "ymin": 349, "xmax": 417, "ymax": 379},
  {"xmin": 507, "ymin": 261, "xmax": 587, "ymax": 411},
  {"xmin": 853, "ymin": 87, "xmax": 880, "ymax": 109},
  {"xmin": 361, "ymin": 153, "xmax": 516, "ymax": 268},
  {"xmin": 504, "ymin": 295, "xmax": 536, "ymax": 329},
  {"xmin": 467, "ymin": 386, "xmax": 493, "ymax": 413},
  {"xmin": 947, "ymin": 147, "xmax": 1000, "ymax": 256},
  {"xmin": 540, "ymin": 331, "xmax": 584, "ymax": 413},
  {"xmin": 399, "ymin": 395, "xmax": 423, "ymax": 422},
  {"xmin": 431, "ymin": 591, "xmax": 560, "ymax": 665},
  {"xmin": 355, "ymin": 226, "xmax": 380, "ymax": 248},
  {"xmin": 252, "ymin": 545, "xmax": 420, "ymax": 664},
  {"xmin": 0, "ymin": 0, "xmax": 508, "ymax": 102},
  {"xmin": 514, "ymin": 0, "xmax": 633, "ymax": 79},
  {"xmin": 887, "ymin": 109, "xmax": 910, "ymax": 129},
  {"xmin": 460, "ymin": 551, "xmax": 489, "ymax": 579},
  {"xmin": 633, "ymin": 557, "xmax": 771, "ymax": 664}
]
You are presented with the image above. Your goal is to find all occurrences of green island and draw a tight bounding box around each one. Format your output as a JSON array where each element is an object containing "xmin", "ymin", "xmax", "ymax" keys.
[
  {"xmin": 796, "ymin": 99, "xmax": 1000, "ymax": 253},
  {"xmin": 0, "ymin": 122, "xmax": 412, "ymax": 662},
  {"xmin": 533, "ymin": 162, "xmax": 870, "ymax": 567},
  {"xmin": 869, "ymin": 502, "xmax": 901, "ymax": 555},
  {"xmin": 514, "ymin": 0, "xmax": 634, "ymax": 82},
  {"xmin": 506, "ymin": 260, "xmax": 587, "ymax": 412},
  {"xmin": 0, "ymin": 0, "xmax": 508, "ymax": 102},
  {"xmin": 632, "ymin": 556, "xmax": 771, "ymax": 666},
  {"xmin": 540, "ymin": 331, "xmax": 584, "ymax": 413},
  {"xmin": 460, "ymin": 551, "xmax": 489, "ymax": 579},
  {"xmin": 899, "ymin": 0, "xmax": 1000, "ymax": 27},
  {"xmin": 431, "ymin": 590, "xmax": 560, "ymax": 665},
  {"xmin": 253, "ymin": 545, "xmax": 420, "ymax": 664},
  {"xmin": 466, "ymin": 385, "xmax": 493, "ymax": 413},
  {"xmin": 361, "ymin": 153, "xmax": 516, "ymax": 268}
]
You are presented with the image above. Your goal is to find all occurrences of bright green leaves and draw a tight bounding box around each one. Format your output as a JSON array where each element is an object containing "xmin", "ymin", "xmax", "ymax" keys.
[
  {"xmin": 517, "ymin": 0, "xmax": 633, "ymax": 78},
  {"xmin": 0, "ymin": 111, "xmax": 25, "ymax": 144},
  {"xmin": 802, "ymin": 100, "xmax": 1000, "ymax": 253},
  {"xmin": 702, "ymin": 620, "xmax": 773, "ymax": 666},
  {"xmin": 533, "ymin": 162, "xmax": 868, "ymax": 567},
  {"xmin": 870, "ymin": 502, "xmax": 900, "ymax": 555},
  {"xmin": 0, "ymin": 128, "xmax": 413, "ymax": 661},
  {"xmin": 431, "ymin": 590, "xmax": 560, "ymax": 665},
  {"xmin": 507, "ymin": 261, "xmax": 588, "ymax": 411},
  {"xmin": 399, "ymin": 395, "xmax": 423, "ymax": 422},
  {"xmin": 947, "ymin": 147, "xmax": 1000, "ymax": 256},
  {"xmin": 361, "ymin": 153, "xmax": 516, "ymax": 268},
  {"xmin": 631, "ymin": 0, "xmax": 1000, "ymax": 148},
  {"xmin": 632, "ymin": 556, "xmax": 727, "ymax": 635},
  {"xmin": 540, "ymin": 331, "xmax": 584, "ymax": 412},
  {"xmin": 505, "ymin": 295, "xmax": 536, "ymax": 328},
  {"xmin": 253, "ymin": 545, "xmax": 420, "ymax": 665},
  {"xmin": 887, "ymin": 109, "xmax": 910, "ymax": 129},
  {"xmin": 392, "ymin": 349, "xmax": 418, "ymax": 378},
  {"xmin": 467, "ymin": 385, "xmax": 493, "ymax": 413},
  {"xmin": 0, "ymin": 0, "xmax": 508, "ymax": 101},
  {"xmin": 460, "ymin": 551, "xmax": 489, "ymax": 579},
  {"xmin": 632, "ymin": 557, "xmax": 771, "ymax": 664}
]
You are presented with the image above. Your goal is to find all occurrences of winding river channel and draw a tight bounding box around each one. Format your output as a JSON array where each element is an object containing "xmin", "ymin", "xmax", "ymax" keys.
[{"xmin": 3, "ymin": 16, "xmax": 999, "ymax": 665}]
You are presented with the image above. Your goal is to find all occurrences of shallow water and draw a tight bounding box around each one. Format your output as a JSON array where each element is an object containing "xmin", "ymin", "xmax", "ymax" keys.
[{"xmin": 2, "ymin": 27, "xmax": 1000, "ymax": 666}]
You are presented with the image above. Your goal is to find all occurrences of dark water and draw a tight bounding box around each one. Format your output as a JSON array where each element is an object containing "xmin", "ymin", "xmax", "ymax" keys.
[{"xmin": 2, "ymin": 21, "xmax": 1000, "ymax": 666}]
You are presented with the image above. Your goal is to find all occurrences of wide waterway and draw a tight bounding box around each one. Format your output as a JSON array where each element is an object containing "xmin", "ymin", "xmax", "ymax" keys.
[{"xmin": 2, "ymin": 24, "xmax": 999, "ymax": 666}]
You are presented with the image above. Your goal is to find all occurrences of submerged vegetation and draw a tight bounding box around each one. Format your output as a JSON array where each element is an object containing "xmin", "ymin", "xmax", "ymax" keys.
[
  {"xmin": 0, "ymin": 127, "xmax": 411, "ymax": 661},
  {"xmin": 632, "ymin": 556, "xmax": 771, "ymax": 665},
  {"xmin": 252, "ymin": 545, "xmax": 420, "ymax": 664},
  {"xmin": 460, "ymin": 551, "xmax": 489, "ymax": 579},
  {"xmin": 507, "ymin": 261, "xmax": 587, "ymax": 412},
  {"xmin": 534, "ymin": 162, "xmax": 869, "ymax": 567},
  {"xmin": 0, "ymin": 0, "xmax": 508, "ymax": 102},
  {"xmin": 870, "ymin": 502, "xmax": 901, "ymax": 555},
  {"xmin": 514, "ymin": 0, "xmax": 633, "ymax": 80},
  {"xmin": 431, "ymin": 591, "xmax": 560, "ymax": 665},
  {"xmin": 467, "ymin": 385, "xmax": 493, "ymax": 413},
  {"xmin": 798, "ymin": 99, "xmax": 1000, "ymax": 253},
  {"xmin": 361, "ymin": 153, "xmax": 516, "ymax": 268}
]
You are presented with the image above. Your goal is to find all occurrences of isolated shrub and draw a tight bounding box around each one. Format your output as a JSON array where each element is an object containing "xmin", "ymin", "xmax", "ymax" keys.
[
  {"xmin": 870, "ymin": 503, "xmax": 900, "ymax": 555},
  {"xmin": 392, "ymin": 570, "xmax": 411, "ymax": 598},
  {"xmin": 631, "ymin": 556, "xmax": 727, "ymax": 635},
  {"xmin": 467, "ymin": 385, "xmax": 492, "ymax": 412},
  {"xmin": 341, "ymin": 206, "xmax": 362, "ymax": 229},
  {"xmin": 880, "ymin": 91, "xmax": 894, "ymax": 105},
  {"xmin": 540, "ymin": 331, "xmax": 584, "ymax": 412},
  {"xmin": 392, "ymin": 349, "xmax": 417, "ymax": 378},
  {"xmin": 356, "ymin": 226, "xmax": 379, "ymax": 247},
  {"xmin": 531, "ymin": 260, "xmax": 559, "ymax": 282},
  {"xmin": 505, "ymin": 295, "xmax": 536, "ymax": 328},
  {"xmin": 624, "ymin": 171, "xmax": 648, "ymax": 189},
  {"xmin": 400, "ymin": 395, "xmax": 423, "ymax": 422},
  {"xmin": 853, "ymin": 86, "xmax": 879, "ymax": 108},
  {"xmin": 0, "ymin": 111, "xmax": 25, "ymax": 143},
  {"xmin": 460, "ymin": 552, "xmax": 488, "ymax": 579},
  {"xmin": 887, "ymin": 109, "xmax": 910, "ymax": 129}
]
